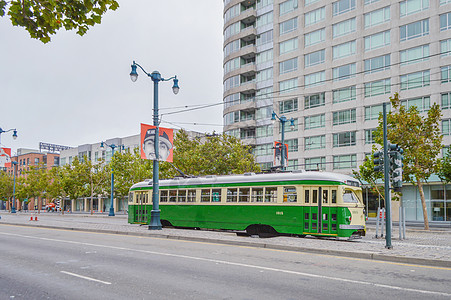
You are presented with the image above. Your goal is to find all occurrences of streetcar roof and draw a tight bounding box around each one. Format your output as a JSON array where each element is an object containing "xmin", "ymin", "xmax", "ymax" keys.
[{"xmin": 130, "ymin": 171, "xmax": 360, "ymax": 190}]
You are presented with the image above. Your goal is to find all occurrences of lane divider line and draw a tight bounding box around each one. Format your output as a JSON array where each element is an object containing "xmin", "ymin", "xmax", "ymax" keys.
[{"xmin": 60, "ymin": 271, "xmax": 111, "ymax": 285}]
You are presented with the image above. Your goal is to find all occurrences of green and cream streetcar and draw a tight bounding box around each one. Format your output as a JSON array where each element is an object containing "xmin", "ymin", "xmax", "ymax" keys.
[{"xmin": 128, "ymin": 171, "xmax": 366, "ymax": 239}]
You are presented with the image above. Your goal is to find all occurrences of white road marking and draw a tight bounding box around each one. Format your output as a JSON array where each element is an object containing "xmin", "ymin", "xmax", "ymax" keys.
[
  {"xmin": 60, "ymin": 271, "xmax": 111, "ymax": 285},
  {"xmin": 2, "ymin": 231, "xmax": 450, "ymax": 297}
]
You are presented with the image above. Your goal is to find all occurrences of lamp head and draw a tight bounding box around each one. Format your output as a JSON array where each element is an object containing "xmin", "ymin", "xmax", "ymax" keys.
[
  {"xmin": 271, "ymin": 112, "xmax": 277, "ymax": 126},
  {"xmin": 100, "ymin": 142, "xmax": 105, "ymax": 150},
  {"xmin": 12, "ymin": 130, "xmax": 17, "ymax": 140},
  {"xmin": 172, "ymin": 77, "xmax": 180, "ymax": 95},
  {"xmin": 289, "ymin": 118, "xmax": 295, "ymax": 131},
  {"xmin": 130, "ymin": 63, "xmax": 138, "ymax": 82}
]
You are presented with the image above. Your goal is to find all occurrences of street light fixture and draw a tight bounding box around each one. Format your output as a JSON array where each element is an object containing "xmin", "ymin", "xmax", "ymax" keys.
[
  {"xmin": 11, "ymin": 161, "xmax": 18, "ymax": 213},
  {"xmin": 0, "ymin": 128, "xmax": 18, "ymax": 145},
  {"xmin": 100, "ymin": 142, "xmax": 124, "ymax": 217},
  {"xmin": 130, "ymin": 60, "xmax": 179, "ymax": 230},
  {"xmin": 271, "ymin": 112, "xmax": 294, "ymax": 171}
]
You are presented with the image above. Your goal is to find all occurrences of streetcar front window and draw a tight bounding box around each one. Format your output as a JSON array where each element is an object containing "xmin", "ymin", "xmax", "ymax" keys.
[{"xmin": 343, "ymin": 190, "xmax": 359, "ymax": 203}]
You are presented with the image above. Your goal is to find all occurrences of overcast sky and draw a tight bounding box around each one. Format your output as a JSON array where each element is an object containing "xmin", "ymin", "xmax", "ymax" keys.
[{"xmin": 0, "ymin": 0, "xmax": 224, "ymax": 155}]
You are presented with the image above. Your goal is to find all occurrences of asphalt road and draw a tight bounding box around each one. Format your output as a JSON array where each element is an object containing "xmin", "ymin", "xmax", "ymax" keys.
[{"xmin": 1, "ymin": 225, "xmax": 450, "ymax": 300}]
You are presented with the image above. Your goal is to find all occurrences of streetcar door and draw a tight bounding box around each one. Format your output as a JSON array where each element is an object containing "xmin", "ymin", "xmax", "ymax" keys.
[
  {"xmin": 321, "ymin": 188, "xmax": 330, "ymax": 234},
  {"xmin": 136, "ymin": 192, "xmax": 148, "ymax": 224},
  {"xmin": 305, "ymin": 187, "xmax": 320, "ymax": 233}
]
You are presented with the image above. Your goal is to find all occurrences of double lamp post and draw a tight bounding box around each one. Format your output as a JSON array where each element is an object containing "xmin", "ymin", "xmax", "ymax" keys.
[
  {"xmin": 100, "ymin": 142, "xmax": 124, "ymax": 217},
  {"xmin": 129, "ymin": 61, "xmax": 179, "ymax": 230},
  {"xmin": 0, "ymin": 127, "xmax": 18, "ymax": 212}
]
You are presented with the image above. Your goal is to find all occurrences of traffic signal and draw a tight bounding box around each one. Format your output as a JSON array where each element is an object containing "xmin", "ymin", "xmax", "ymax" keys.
[
  {"xmin": 392, "ymin": 148, "xmax": 404, "ymax": 192},
  {"xmin": 373, "ymin": 151, "xmax": 384, "ymax": 172}
]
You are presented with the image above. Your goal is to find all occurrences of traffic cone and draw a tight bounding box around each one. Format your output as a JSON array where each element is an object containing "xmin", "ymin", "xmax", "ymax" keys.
[
  {"xmin": 34, "ymin": 216, "xmax": 38, "ymax": 221},
  {"xmin": 30, "ymin": 216, "xmax": 33, "ymax": 221}
]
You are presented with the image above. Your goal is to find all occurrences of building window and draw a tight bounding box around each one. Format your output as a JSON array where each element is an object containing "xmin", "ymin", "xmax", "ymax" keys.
[
  {"xmin": 333, "ymin": 18, "xmax": 356, "ymax": 38},
  {"xmin": 333, "ymin": 131, "xmax": 356, "ymax": 147},
  {"xmin": 400, "ymin": 44, "xmax": 429, "ymax": 65},
  {"xmin": 279, "ymin": 58, "xmax": 298, "ymax": 74},
  {"xmin": 364, "ymin": 54, "xmax": 390, "ymax": 74},
  {"xmin": 305, "ymin": 92, "xmax": 325, "ymax": 109},
  {"xmin": 333, "ymin": 0, "xmax": 355, "ymax": 16},
  {"xmin": 278, "ymin": 118, "xmax": 298, "ymax": 133},
  {"xmin": 224, "ymin": 57, "xmax": 240, "ymax": 75},
  {"xmin": 441, "ymin": 13, "xmax": 451, "ymax": 31},
  {"xmin": 333, "ymin": 154, "xmax": 357, "ymax": 169},
  {"xmin": 305, "ymin": 114, "xmax": 326, "ymax": 129},
  {"xmin": 240, "ymin": 110, "xmax": 255, "ymax": 122},
  {"xmin": 443, "ymin": 119, "xmax": 451, "ymax": 135},
  {"xmin": 224, "ymin": 22, "xmax": 240, "ymax": 40},
  {"xmin": 224, "ymin": 111, "xmax": 239, "ymax": 125},
  {"xmin": 365, "ymin": 30, "xmax": 390, "ymax": 51},
  {"xmin": 441, "ymin": 39, "xmax": 451, "ymax": 57},
  {"xmin": 400, "ymin": 70, "xmax": 430, "ymax": 90},
  {"xmin": 241, "ymin": 128, "xmax": 256, "ymax": 139},
  {"xmin": 364, "ymin": 6, "xmax": 390, "ymax": 28},
  {"xmin": 305, "ymin": 49, "xmax": 325, "ymax": 68},
  {"xmin": 400, "ymin": 19, "xmax": 429, "ymax": 41},
  {"xmin": 257, "ymin": 11, "xmax": 273, "ymax": 28},
  {"xmin": 305, "ymin": 71, "xmax": 325, "ymax": 87},
  {"xmin": 279, "ymin": 78, "xmax": 298, "ymax": 94},
  {"xmin": 256, "ymin": 125, "xmax": 273, "ymax": 138},
  {"xmin": 224, "ymin": 4, "xmax": 240, "ymax": 24},
  {"xmin": 224, "ymin": 93, "xmax": 240, "ymax": 109},
  {"xmin": 256, "ymin": 106, "xmax": 272, "ymax": 120},
  {"xmin": 333, "ymin": 109, "xmax": 356, "ymax": 125},
  {"xmin": 257, "ymin": 30, "xmax": 273, "ymax": 46},
  {"xmin": 287, "ymin": 139, "xmax": 299, "ymax": 152},
  {"xmin": 333, "ymin": 63, "xmax": 356, "ymax": 81},
  {"xmin": 256, "ymin": 49, "xmax": 273, "ymax": 64},
  {"xmin": 280, "ymin": 17, "xmax": 298, "ymax": 35},
  {"xmin": 400, "ymin": 0, "xmax": 429, "ymax": 17},
  {"xmin": 365, "ymin": 104, "xmax": 389, "ymax": 120},
  {"xmin": 442, "ymin": 92, "xmax": 451, "ymax": 110},
  {"xmin": 224, "ymin": 40, "xmax": 240, "ymax": 58},
  {"xmin": 226, "ymin": 129, "xmax": 240, "ymax": 139},
  {"xmin": 333, "ymin": 86, "xmax": 356, "ymax": 103},
  {"xmin": 305, "ymin": 135, "xmax": 326, "ymax": 150},
  {"xmin": 364, "ymin": 78, "xmax": 391, "ymax": 97},
  {"xmin": 256, "ymin": 68, "xmax": 273, "ymax": 82},
  {"xmin": 287, "ymin": 159, "xmax": 298, "ymax": 171},
  {"xmin": 333, "ymin": 40, "xmax": 356, "ymax": 60},
  {"xmin": 224, "ymin": 75, "xmax": 240, "ymax": 91},
  {"xmin": 257, "ymin": 0, "xmax": 274, "ymax": 9},
  {"xmin": 305, "ymin": 0, "xmax": 320, "ymax": 6},
  {"xmin": 279, "ymin": 38, "xmax": 298, "ymax": 55},
  {"xmin": 279, "ymin": 98, "xmax": 298, "ymax": 113},
  {"xmin": 401, "ymin": 96, "xmax": 430, "ymax": 112},
  {"xmin": 365, "ymin": 129, "xmax": 377, "ymax": 144},
  {"xmin": 305, "ymin": 157, "xmax": 326, "ymax": 171},
  {"xmin": 365, "ymin": 0, "xmax": 380, "ymax": 4},
  {"xmin": 442, "ymin": 66, "xmax": 451, "ymax": 83},
  {"xmin": 280, "ymin": 0, "xmax": 298, "ymax": 16},
  {"xmin": 305, "ymin": 7, "xmax": 325, "ymax": 27},
  {"xmin": 441, "ymin": 0, "xmax": 451, "ymax": 5},
  {"xmin": 305, "ymin": 28, "xmax": 325, "ymax": 47},
  {"xmin": 253, "ymin": 143, "xmax": 273, "ymax": 157}
]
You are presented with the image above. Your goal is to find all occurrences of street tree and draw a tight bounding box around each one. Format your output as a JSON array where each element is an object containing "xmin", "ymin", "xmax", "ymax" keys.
[
  {"xmin": 438, "ymin": 149, "xmax": 451, "ymax": 184},
  {"xmin": 352, "ymin": 148, "xmax": 385, "ymax": 203},
  {"xmin": 60, "ymin": 156, "xmax": 91, "ymax": 211},
  {"xmin": 374, "ymin": 93, "xmax": 442, "ymax": 230},
  {"xmin": 24, "ymin": 164, "xmax": 51, "ymax": 211},
  {"xmin": 170, "ymin": 130, "xmax": 260, "ymax": 177},
  {"xmin": 1, "ymin": 0, "xmax": 119, "ymax": 43},
  {"xmin": 0, "ymin": 170, "xmax": 13, "ymax": 205}
]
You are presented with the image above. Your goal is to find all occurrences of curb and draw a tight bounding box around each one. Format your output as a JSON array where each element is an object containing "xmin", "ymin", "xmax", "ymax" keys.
[{"xmin": 2, "ymin": 222, "xmax": 450, "ymax": 268}]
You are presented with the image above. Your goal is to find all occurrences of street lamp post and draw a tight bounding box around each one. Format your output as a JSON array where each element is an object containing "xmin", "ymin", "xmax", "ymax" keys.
[
  {"xmin": 11, "ymin": 161, "xmax": 18, "ymax": 213},
  {"xmin": 0, "ymin": 128, "xmax": 18, "ymax": 145},
  {"xmin": 100, "ymin": 142, "xmax": 123, "ymax": 217},
  {"xmin": 271, "ymin": 112, "xmax": 294, "ymax": 171},
  {"xmin": 130, "ymin": 60, "xmax": 179, "ymax": 230}
]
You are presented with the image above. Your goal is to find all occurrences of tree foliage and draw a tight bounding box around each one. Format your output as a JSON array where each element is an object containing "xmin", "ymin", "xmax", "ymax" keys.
[
  {"xmin": 373, "ymin": 93, "xmax": 442, "ymax": 230},
  {"xmin": 438, "ymin": 149, "xmax": 451, "ymax": 184},
  {"xmin": 352, "ymin": 147, "xmax": 385, "ymax": 202},
  {"xmin": 1, "ymin": 0, "xmax": 119, "ymax": 43},
  {"xmin": 169, "ymin": 130, "xmax": 261, "ymax": 177},
  {"xmin": 0, "ymin": 170, "xmax": 13, "ymax": 202}
]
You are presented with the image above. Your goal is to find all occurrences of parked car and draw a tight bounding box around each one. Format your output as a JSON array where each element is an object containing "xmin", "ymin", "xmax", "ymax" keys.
[{"xmin": 45, "ymin": 203, "xmax": 57, "ymax": 212}]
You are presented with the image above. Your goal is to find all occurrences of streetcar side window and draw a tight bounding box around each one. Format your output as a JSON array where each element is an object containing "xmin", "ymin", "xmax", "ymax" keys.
[
  {"xmin": 128, "ymin": 192, "xmax": 134, "ymax": 204},
  {"xmin": 160, "ymin": 190, "xmax": 168, "ymax": 202},
  {"xmin": 169, "ymin": 190, "xmax": 177, "ymax": 202},
  {"xmin": 305, "ymin": 189, "xmax": 310, "ymax": 204},
  {"xmin": 178, "ymin": 190, "xmax": 186, "ymax": 202},
  {"xmin": 343, "ymin": 190, "xmax": 359, "ymax": 203},
  {"xmin": 227, "ymin": 188, "xmax": 238, "ymax": 202},
  {"xmin": 332, "ymin": 190, "xmax": 337, "ymax": 204},
  {"xmin": 265, "ymin": 187, "xmax": 277, "ymax": 202},
  {"xmin": 187, "ymin": 190, "xmax": 196, "ymax": 202},
  {"xmin": 322, "ymin": 190, "xmax": 328, "ymax": 204},
  {"xmin": 201, "ymin": 189, "xmax": 211, "ymax": 202},
  {"xmin": 312, "ymin": 189, "xmax": 318, "ymax": 204},
  {"xmin": 283, "ymin": 186, "xmax": 297, "ymax": 202},
  {"xmin": 251, "ymin": 188, "xmax": 264, "ymax": 202},
  {"xmin": 212, "ymin": 189, "xmax": 221, "ymax": 202},
  {"xmin": 145, "ymin": 193, "xmax": 149, "ymax": 204},
  {"xmin": 239, "ymin": 188, "xmax": 250, "ymax": 202}
]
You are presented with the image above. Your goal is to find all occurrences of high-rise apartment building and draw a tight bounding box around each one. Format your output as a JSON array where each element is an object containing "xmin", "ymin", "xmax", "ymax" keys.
[{"xmin": 223, "ymin": 0, "xmax": 451, "ymax": 175}]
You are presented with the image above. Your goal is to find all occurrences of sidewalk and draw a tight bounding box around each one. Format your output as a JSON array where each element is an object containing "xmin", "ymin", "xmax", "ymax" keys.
[{"xmin": 1, "ymin": 211, "xmax": 450, "ymax": 268}]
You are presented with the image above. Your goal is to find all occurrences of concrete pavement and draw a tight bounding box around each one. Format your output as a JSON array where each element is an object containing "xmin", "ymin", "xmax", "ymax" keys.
[{"xmin": 1, "ymin": 211, "xmax": 450, "ymax": 268}]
